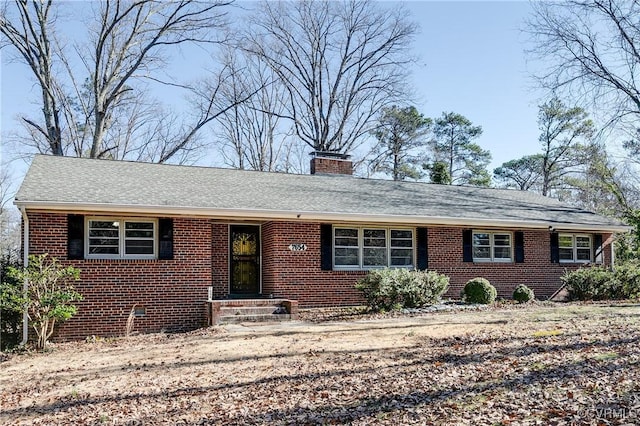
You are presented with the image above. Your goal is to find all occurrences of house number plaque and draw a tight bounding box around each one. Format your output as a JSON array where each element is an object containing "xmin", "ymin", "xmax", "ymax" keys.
[{"xmin": 288, "ymin": 244, "xmax": 307, "ymax": 252}]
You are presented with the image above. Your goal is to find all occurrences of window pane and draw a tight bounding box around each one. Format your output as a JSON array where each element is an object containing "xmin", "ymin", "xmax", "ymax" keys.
[
  {"xmin": 473, "ymin": 247, "xmax": 490, "ymax": 258},
  {"xmin": 125, "ymin": 230, "xmax": 154, "ymax": 238},
  {"xmin": 494, "ymin": 247, "xmax": 511, "ymax": 259},
  {"xmin": 560, "ymin": 248, "xmax": 574, "ymax": 261},
  {"xmin": 335, "ymin": 228, "xmax": 358, "ymax": 238},
  {"xmin": 335, "ymin": 228, "xmax": 358, "ymax": 247},
  {"xmin": 493, "ymin": 234, "xmax": 511, "ymax": 246},
  {"xmin": 363, "ymin": 248, "xmax": 387, "ymax": 266},
  {"xmin": 390, "ymin": 248, "xmax": 413, "ymax": 266},
  {"xmin": 90, "ymin": 221, "xmax": 119, "ymax": 229},
  {"xmin": 89, "ymin": 238, "xmax": 118, "ymax": 246},
  {"xmin": 363, "ymin": 229, "xmax": 385, "ymax": 239},
  {"xmin": 391, "ymin": 230, "xmax": 412, "ymax": 239},
  {"xmin": 577, "ymin": 248, "xmax": 591, "ymax": 261},
  {"xmin": 576, "ymin": 236, "xmax": 591, "ymax": 248},
  {"xmin": 390, "ymin": 238, "xmax": 412, "ymax": 248},
  {"xmin": 364, "ymin": 229, "xmax": 386, "ymax": 248},
  {"xmin": 89, "ymin": 246, "xmax": 119, "ymax": 254},
  {"xmin": 391, "ymin": 229, "xmax": 413, "ymax": 249},
  {"xmin": 89, "ymin": 229, "xmax": 119, "ymax": 238},
  {"xmin": 335, "ymin": 237, "xmax": 358, "ymax": 246},
  {"xmin": 473, "ymin": 233, "xmax": 490, "ymax": 246},
  {"xmin": 559, "ymin": 235, "xmax": 573, "ymax": 248},
  {"xmin": 335, "ymin": 247, "xmax": 359, "ymax": 266},
  {"xmin": 88, "ymin": 220, "xmax": 119, "ymax": 255},
  {"xmin": 125, "ymin": 222, "xmax": 154, "ymax": 239},
  {"xmin": 124, "ymin": 221, "xmax": 155, "ymax": 256},
  {"xmin": 126, "ymin": 222, "xmax": 153, "ymax": 230},
  {"xmin": 125, "ymin": 239, "xmax": 154, "ymax": 254}
]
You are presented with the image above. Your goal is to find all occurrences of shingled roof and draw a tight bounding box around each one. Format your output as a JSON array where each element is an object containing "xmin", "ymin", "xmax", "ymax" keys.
[{"xmin": 15, "ymin": 155, "xmax": 628, "ymax": 232}]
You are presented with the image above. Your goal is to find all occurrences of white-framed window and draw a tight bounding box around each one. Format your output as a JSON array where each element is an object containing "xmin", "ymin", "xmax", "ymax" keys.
[
  {"xmin": 472, "ymin": 231, "xmax": 512, "ymax": 262},
  {"xmin": 390, "ymin": 229, "xmax": 414, "ymax": 266},
  {"xmin": 333, "ymin": 227, "xmax": 414, "ymax": 269},
  {"xmin": 559, "ymin": 234, "xmax": 592, "ymax": 263},
  {"xmin": 86, "ymin": 217, "xmax": 157, "ymax": 259},
  {"xmin": 334, "ymin": 228, "xmax": 359, "ymax": 267}
]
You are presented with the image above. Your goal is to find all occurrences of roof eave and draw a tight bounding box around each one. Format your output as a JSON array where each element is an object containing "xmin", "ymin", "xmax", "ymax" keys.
[{"xmin": 14, "ymin": 200, "xmax": 631, "ymax": 233}]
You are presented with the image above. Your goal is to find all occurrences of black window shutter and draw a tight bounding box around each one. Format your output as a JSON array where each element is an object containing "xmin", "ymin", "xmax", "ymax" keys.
[
  {"xmin": 462, "ymin": 229, "xmax": 473, "ymax": 262},
  {"xmin": 514, "ymin": 231, "xmax": 525, "ymax": 263},
  {"xmin": 158, "ymin": 218, "xmax": 174, "ymax": 260},
  {"xmin": 550, "ymin": 232, "xmax": 560, "ymax": 263},
  {"xmin": 67, "ymin": 214, "xmax": 84, "ymax": 260},
  {"xmin": 594, "ymin": 233, "xmax": 603, "ymax": 262},
  {"xmin": 416, "ymin": 228, "xmax": 428, "ymax": 270},
  {"xmin": 320, "ymin": 224, "xmax": 333, "ymax": 271}
]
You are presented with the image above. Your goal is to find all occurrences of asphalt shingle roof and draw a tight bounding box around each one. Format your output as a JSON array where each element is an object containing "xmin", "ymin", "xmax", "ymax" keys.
[{"xmin": 15, "ymin": 155, "xmax": 628, "ymax": 231}]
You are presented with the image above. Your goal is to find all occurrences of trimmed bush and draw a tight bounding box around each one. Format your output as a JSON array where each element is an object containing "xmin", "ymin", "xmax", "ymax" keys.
[
  {"xmin": 614, "ymin": 260, "xmax": 640, "ymax": 300},
  {"xmin": 513, "ymin": 284, "xmax": 535, "ymax": 303},
  {"xmin": 561, "ymin": 266, "xmax": 613, "ymax": 301},
  {"xmin": 562, "ymin": 261, "xmax": 640, "ymax": 301},
  {"xmin": 462, "ymin": 277, "xmax": 497, "ymax": 304},
  {"xmin": 355, "ymin": 268, "xmax": 449, "ymax": 311}
]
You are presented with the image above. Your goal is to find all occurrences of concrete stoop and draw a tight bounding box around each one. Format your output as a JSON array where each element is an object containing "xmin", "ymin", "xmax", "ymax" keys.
[{"xmin": 205, "ymin": 299, "xmax": 299, "ymax": 325}]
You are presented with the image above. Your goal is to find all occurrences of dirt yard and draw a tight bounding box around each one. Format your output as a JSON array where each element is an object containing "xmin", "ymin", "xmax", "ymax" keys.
[{"xmin": 1, "ymin": 303, "xmax": 639, "ymax": 425}]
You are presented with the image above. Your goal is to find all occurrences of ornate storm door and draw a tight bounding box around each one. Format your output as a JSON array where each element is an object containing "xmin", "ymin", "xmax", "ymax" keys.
[{"xmin": 230, "ymin": 225, "xmax": 261, "ymax": 295}]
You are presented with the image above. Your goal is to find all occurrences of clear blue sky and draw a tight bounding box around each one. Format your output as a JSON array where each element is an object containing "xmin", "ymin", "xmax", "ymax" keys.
[
  {"xmin": 1, "ymin": 1, "xmax": 544, "ymax": 183},
  {"xmin": 406, "ymin": 1, "xmax": 542, "ymax": 167}
]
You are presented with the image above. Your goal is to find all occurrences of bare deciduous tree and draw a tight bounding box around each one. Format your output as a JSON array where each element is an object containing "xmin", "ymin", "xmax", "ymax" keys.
[
  {"xmin": 243, "ymin": 0, "xmax": 417, "ymax": 154},
  {"xmin": 1, "ymin": 0, "xmax": 63, "ymax": 155},
  {"xmin": 215, "ymin": 49, "xmax": 289, "ymax": 171},
  {"xmin": 528, "ymin": 0, "xmax": 640, "ymax": 132},
  {"xmin": 79, "ymin": 0, "xmax": 231, "ymax": 161},
  {"xmin": 0, "ymin": 164, "xmax": 21, "ymax": 263},
  {"xmin": 2, "ymin": 0, "xmax": 234, "ymax": 163}
]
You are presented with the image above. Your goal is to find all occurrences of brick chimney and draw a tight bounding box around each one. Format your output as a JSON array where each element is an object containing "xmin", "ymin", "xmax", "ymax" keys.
[{"xmin": 309, "ymin": 151, "xmax": 353, "ymax": 175}]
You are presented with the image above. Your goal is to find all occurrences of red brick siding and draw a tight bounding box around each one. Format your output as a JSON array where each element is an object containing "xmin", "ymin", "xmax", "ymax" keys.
[
  {"xmin": 429, "ymin": 227, "xmax": 613, "ymax": 299},
  {"xmin": 27, "ymin": 212, "xmax": 212, "ymax": 340},
  {"xmin": 26, "ymin": 211, "xmax": 615, "ymax": 339},
  {"xmin": 262, "ymin": 221, "xmax": 365, "ymax": 307},
  {"xmin": 211, "ymin": 223, "xmax": 229, "ymax": 299},
  {"xmin": 261, "ymin": 223, "xmax": 614, "ymax": 306},
  {"xmin": 310, "ymin": 157, "xmax": 353, "ymax": 175}
]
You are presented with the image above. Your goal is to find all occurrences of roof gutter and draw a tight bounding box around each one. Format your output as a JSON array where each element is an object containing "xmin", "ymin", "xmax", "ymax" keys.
[
  {"xmin": 20, "ymin": 206, "xmax": 29, "ymax": 346},
  {"xmin": 14, "ymin": 201, "xmax": 632, "ymax": 233}
]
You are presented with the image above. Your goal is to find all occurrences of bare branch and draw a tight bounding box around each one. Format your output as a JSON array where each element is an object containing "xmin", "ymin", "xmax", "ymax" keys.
[{"xmin": 242, "ymin": 0, "xmax": 417, "ymax": 154}]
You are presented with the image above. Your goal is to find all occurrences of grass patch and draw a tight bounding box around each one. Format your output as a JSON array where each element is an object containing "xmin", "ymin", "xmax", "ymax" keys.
[
  {"xmin": 593, "ymin": 352, "xmax": 619, "ymax": 361},
  {"xmin": 532, "ymin": 329, "xmax": 564, "ymax": 338}
]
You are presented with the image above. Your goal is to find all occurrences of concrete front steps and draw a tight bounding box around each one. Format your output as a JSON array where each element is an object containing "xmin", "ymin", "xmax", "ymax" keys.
[{"xmin": 205, "ymin": 299, "xmax": 299, "ymax": 325}]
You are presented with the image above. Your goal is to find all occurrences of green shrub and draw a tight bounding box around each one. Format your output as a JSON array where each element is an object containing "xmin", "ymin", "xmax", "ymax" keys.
[
  {"xmin": 1, "ymin": 254, "xmax": 82, "ymax": 350},
  {"xmin": 462, "ymin": 278, "xmax": 497, "ymax": 304},
  {"xmin": 513, "ymin": 284, "xmax": 535, "ymax": 303},
  {"xmin": 614, "ymin": 260, "xmax": 640, "ymax": 300},
  {"xmin": 561, "ymin": 262, "xmax": 640, "ymax": 301},
  {"xmin": 561, "ymin": 266, "xmax": 613, "ymax": 301},
  {"xmin": 1, "ymin": 255, "xmax": 22, "ymax": 351},
  {"xmin": 355, "ymin": 268, "xmax": 449, "ymax": 311}
]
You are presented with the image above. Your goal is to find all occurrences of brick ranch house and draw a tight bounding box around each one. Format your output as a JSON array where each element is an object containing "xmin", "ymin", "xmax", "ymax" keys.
[{"xmin": 15, "ymin": 153, "xmax": 628, "ymax": 340}]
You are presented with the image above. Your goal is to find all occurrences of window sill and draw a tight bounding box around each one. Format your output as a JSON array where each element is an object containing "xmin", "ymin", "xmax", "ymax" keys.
[
  {"xmin": 333, "ymin": 266, "xmax": 414, "ymax": 272},
  {"xmin": 79, "ymin": 257, "xmax": 160, "ymax": 262}
]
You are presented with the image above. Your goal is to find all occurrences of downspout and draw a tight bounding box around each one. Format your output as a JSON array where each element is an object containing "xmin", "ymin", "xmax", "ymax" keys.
[
  {"xmin": 20, "ymin": 206, "xmax": 29, "ymax": 346},
  {"xmin": 611, "ymin": 238, "xmax": 615, "ymax": 269}
]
